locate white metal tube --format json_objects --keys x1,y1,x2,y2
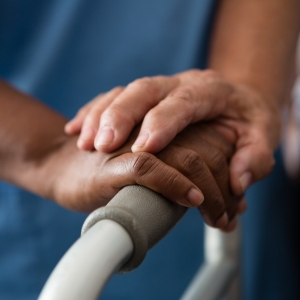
[
  {"x1": 180, "y1": 261, "x2": 235, "y2": 300},
  {"x1": 38, "y1": 219, "x2": 133, "y2": 300},
  {"x1": 205, "y1": 225, "x2": 240, "y2": 264},
  {"x1": 181, "y1": 223, "x2": 240, "y2": 300}
]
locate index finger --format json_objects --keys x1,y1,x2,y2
[
  {"x1": 131, "y1": 75, "x2": 232, "y2": 153},
  {"x1": 94, "y1": 76, "x2": 179, "y2": 152}
]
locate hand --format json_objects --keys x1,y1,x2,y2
[
  {"x1": 0, "y1": 81, "x2": 240, "y2": 231},
  {"x1": 42, "y1": 131, "x2": 204, "y2": 212},
  {"x1": 65, "y1": 69, "x2": 281, "y2": 196},
  {"x1": 47, "y1": 123, "x2": 243, "y2": 231},
  {"x1": 156, "y1": 122, "x2": 245, "y2": 231}
]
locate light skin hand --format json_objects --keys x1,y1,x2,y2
[
  {"x1": 0, "y1": 81, "x2": 242, "y2": 231},
  {"x1": 65, "y1": 70, "x2": 281, "y2": 197},
  {"x1": 66, "y1": 0, "x2": 300, "y2": 198},
  {"x1": 209, "y1": 0, "x2": 299, "y2": 192},
  {"x1": 65, "y1": 70, "x2": 230, "y2": 154}
]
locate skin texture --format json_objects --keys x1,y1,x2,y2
[
  {"x1": 66, "y1": 70, "x2": 279, "y2": 197},
  {"x1": 65, "y1": 0, "x2": 300, "y2": 197},
  {"x1": 209, "y1": 0, "x2": 300, "y2": 193},
  {"x1": 1, "y1": 0, "x2": 298, "y2": 233},
  {"x1": 0, "y1": 80, "x2": 244, "y2": 231}
]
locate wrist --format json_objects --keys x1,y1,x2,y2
[{"x1": 3, "y1": 132, "x2": 71, "y2": 201}]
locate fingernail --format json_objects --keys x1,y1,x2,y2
[
  {"x1": 80, "y1": 127, "x2": 94, "y2": 141},
  {"x1": 95, "y1": 126, "x2": 114, "y2": 147},
  {"x1": 239, "y1": 172, "x2": 252, "y2": 192},
  {"x1": 132, "y1": 131, "x2": 149, "y2": 150},
  {"x1": 187, "y1": 188, "x2": 204, "y2": 206},
  {"x1": 215, "y1": 212, "x2": 229, "y2": 228}
]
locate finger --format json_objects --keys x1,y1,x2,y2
[
  {"x1": 230, "y1": 129, "x2": 275, "y2": 196},
  {"x1": 108, "y1": 152, "x2": 205, "y2": 208},
  {"x1": 173, "y1": 125, "x2": 238, "y2": 220},
  {"x1": 94, "y1": 76, "x2": 179, "y2": 152},
  {"x1": 157, "y1": 145, "x2": 229, "y2": 228},
  {"x1": 132, "y1": 78, "x2": 232, "y2": 153},
  {"x1": 200, "y1": 147, "x2": 238, "y2": 220},
  {"x1": 65, "y1": 89, "x2": 120, "y2": 136},
  {"x1": 65, "y1": 101, "x2": 95, "y2": 135},
  {"x1": 77, "y1": 87, "x2": 124, "y2": 150},
  {"x1": 220, "y1": 217, "x2": 238, "y2": 233},
  {"x1": 188, "y1": 123, "x2": 235, "y2": 160}
]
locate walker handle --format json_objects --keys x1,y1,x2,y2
[{"x1": 81, "y1": 185, "x2": 187, "y2": 273}]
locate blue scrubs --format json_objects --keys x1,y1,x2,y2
[
  {"x1": 243, "y1": 151, "x2": 300, "y2": 300},
  {"x1": 0, "y1": 1, "x2": 299, "y2": 299}
]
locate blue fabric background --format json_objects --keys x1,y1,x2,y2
[{"x1": 0, "y1": 1, "x2": 299, "y2": 299}]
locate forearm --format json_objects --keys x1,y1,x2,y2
[
  {"x1": 209, "y1": 0, "x2": 300, "y2": 106},
  {"x1": 0, "y1": 80, "x2": 68, "y2": 197},
  {"x1": 0, "y1": 81, "x2": 208, "y2": 215}
]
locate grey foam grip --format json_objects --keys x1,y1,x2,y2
[{"x1": 81, "y1": 185, "x2": 187, "y2": 273}]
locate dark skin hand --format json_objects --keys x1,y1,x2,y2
[
  {"x1": 39, "y1": 118, "x2": 245, "y2": 231},
  {"x1": 44, "y1": 123, "x2": 242, "y2": 232},
  {"x1": 155, "y1": 122, "x2": 244, "y2": 231},
  {"x1": 0, "y1": 81, "x2": 242, "y2": 231},
  {"x1": 49, "y1": 123, "x2": 243, "y2": 231}
]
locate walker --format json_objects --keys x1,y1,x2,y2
[{"x1": 38, "y1": 185, "x2": 240, "y2": 300}]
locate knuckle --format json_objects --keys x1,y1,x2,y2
[
  {"x1": 92, "y1": 93, "x2": 104, "y2": 102},
  {"x1": 163, "y1": 171, "x2": 180, "y2": 191},
  {"x1": 184, "y1": 69, "x2": 220, "y2": 81},
  {"x1": 132, "y1": 152, "x2": 182, "y2": 193},
  {"x1": 77, "y1": 105, "x2": 89, "y2": 117},
  {"x1": 82, "y1": 115, "x2": 98, "y2": 128},
  {"x1": 132, "y1": 152, "x2": 158, "y2": 178},
  {"x1": 201, "y1": 69, "x2": 220, "y2": 79},
  {"x1": 111, "y1": 86, "x2": 124, "y2": 94},
  {"x1": 170, "y1": 86, "x2": 195, "y2": 102},
  {"x1": 84, "y1": 107, "x2": 102, "y2": 124},
  {"x1": 183, "y1": 69, "x2": 202, "y2": 79},
  {"x1": 104, "y1": 102, "x2": 135, "y2": 126},
  {"x1": 105, "y1": 102, "x2": 123, "y2": 115},
  {"x1": 129, "y1": 77, "x2": 158, "y2": 94},
  {"x1": 144, "y1": 106, "x2": 169, "y2": 126},
  {"x1": 181, "y1": 150, "x2": 205, "y2": 175}
]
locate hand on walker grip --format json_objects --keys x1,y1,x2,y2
[
  {"x1": 65, "y1": 69, "x2": 281, "y2": 199},
  {"x1": 59, "y1": 123, "x2": 244, "y2": 231}
]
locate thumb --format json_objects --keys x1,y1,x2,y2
[{"x1": 229, "y1": 133, "x2": 275, "y2": 196}]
